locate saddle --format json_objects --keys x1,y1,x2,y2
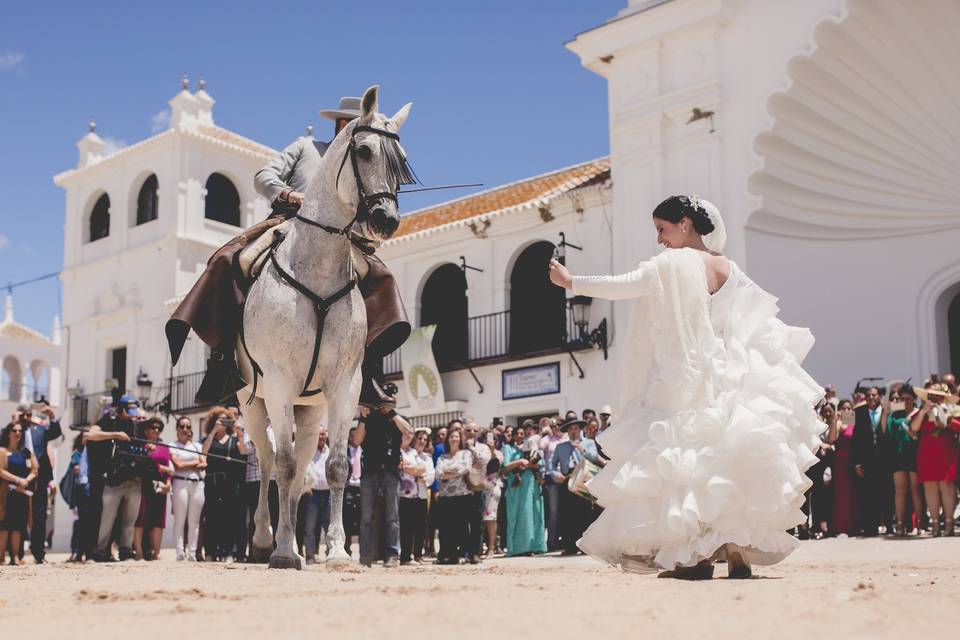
[{"x1": 234, "y1": 218, "x2": 293, "y2": 288}]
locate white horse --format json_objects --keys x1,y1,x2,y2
[{"x1": 238, "y1": 85, "x2": 411, "y2": 569}]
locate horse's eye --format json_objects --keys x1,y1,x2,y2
[{"x1": 357, "y1": 145, "x2": 372, "y2": 161}]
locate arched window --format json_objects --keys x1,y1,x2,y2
[
  {"x1": 136, "y1": 174, "x2": 159, "y2": 225},
  {"x1": 420, "y1": 264, "x2": 469, "y2": 369},
  {"x1": 509, "y1": 241, "x2": 566, "y2": 356},
  {"x1": 28, "y1": 359, "x2": 49, "y2": 402},
  {"x1": 89, "y1": 193, "x2": 110, "y2": 242},
  {"x1": 204, "y1": 173, "x2": 241, "y2": 226},
  {"x1": 1, "y1": 356, "x2": 22, "y2": 401}
]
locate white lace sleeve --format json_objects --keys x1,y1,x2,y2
[{"x1": 572, "y1": 261, "x2": 659, "y2": 300}]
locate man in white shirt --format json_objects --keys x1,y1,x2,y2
[{"x1": 301, "y1": 427, "x2": 330, "y2": 564}]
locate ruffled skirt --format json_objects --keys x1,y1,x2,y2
[{"x1": 579, "y1": 295, "x2": 824, "y2": 572}]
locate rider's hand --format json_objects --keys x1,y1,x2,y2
[
  {"x1": 549, "y1": 259, "x2": 573, "y2": 290},
  {"x1": 287, "y1": 191, "x2": 305, "y2": 206},
  {"x1": 114, "y1": 432, "x2": 131, "y2": 443}
]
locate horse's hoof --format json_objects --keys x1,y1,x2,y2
[
  {"x1": 250, "y1": 546, "x2": 272, "y2": 564},
  {"x1": 326, "y1": 550, "x2": 352, "y2": 570},
  {"x1": 268, "y1": 554, "x2": 303, "y2": 570}
]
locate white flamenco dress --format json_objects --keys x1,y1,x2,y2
[{"x1": 574, "y1": 247, "x2": 824, "y2": 572}]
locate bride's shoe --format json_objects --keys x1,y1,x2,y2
[
  {"x1": 725, "y1": 544, "x2": 752, "y2": 579},
  {"x1": 657, "y1": 560, "x2": 715, "y2": 580}
]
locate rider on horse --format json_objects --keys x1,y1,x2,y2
[{"x1": 165, "y1": 96, "x2": 410, "y2": 410}]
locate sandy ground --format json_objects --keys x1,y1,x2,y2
[{"x1": 1, "y1": 537, "x2": 957, "y2": 639}]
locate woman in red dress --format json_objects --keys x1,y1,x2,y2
[
  {"x1": 911, "y1": 384, "x2": 960, "y2": 537},
  {"x1": 827, "y1": 399, "x2": 857, "y2": 536}
]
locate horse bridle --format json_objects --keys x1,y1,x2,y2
[{"x1": 295, "y1": 124, "x2": 401, "y2": 245}]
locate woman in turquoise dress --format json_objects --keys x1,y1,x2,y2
[{"x1": 501, "y1": 424, "x2": 546, "y2": 556}]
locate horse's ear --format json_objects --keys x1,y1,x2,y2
[
  {"x1": 361, "y1": 85, "x2": 379, "y2": 120},
  {"x1": 391, "y1": 102, "x2": 412, "y2": 131}
]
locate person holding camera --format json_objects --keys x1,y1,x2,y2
[
  {"x1": 911, "y1": 382, "x2": 960, "y2": 537},
  {"x1": 879, "y1": 386, "x2": 922, "y2": 536},
  {"x1": 356, "y1": 387, "x2": 413, "y2": 568},
  {"x1": 201, "y1": 406, "x2": 247, "y2": 562},
  {"x1": 0, "y1": 419, "x2": 37, "y2": 565},
  {"x1": 86, "y1": 394, "x2": 142, "y2": 562}
]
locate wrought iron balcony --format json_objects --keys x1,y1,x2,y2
[
  {"x1": 384, "y1": 306, "x2": 598, "y2": 378},
  {"x1": 70, "y1": 390, "x2": 113, "y2": 429},
  {"x1": 167, "y1": 371, "x2": 208, "y2": 415}
]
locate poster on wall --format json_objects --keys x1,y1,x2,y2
[
  {"x1": 502, "y1": 362, "x2": 561, "y2": 401},
  {"x1": 401, "y1": 325, "x2": 446, "y2": 413}
]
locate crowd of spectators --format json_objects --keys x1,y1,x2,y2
[
  {"x1": 804, "y1": 373, "x2": 960, "y2": 539},
  {"x1": 2, "y1": 370, "x2": 958, "y2": 566}
]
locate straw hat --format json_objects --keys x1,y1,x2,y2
[{"x1": 914, "y1": 382, "x2": 960, "y2": 404}]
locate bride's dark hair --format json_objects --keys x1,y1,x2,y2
[{"x1": 652, "y1": 195, "x2": 715, "y2": 235}]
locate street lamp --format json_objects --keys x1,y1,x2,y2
[
  {"x1": 570, "y1": 295, "x2": 592, "y2": 335},
  {"x1": 136, "y1": 368, "x2": 153, "y2": 406},
  {"x1": 566, "y1": 296, "x2": 609, "y2": 361}
]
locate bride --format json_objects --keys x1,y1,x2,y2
[{"x1": 548, "y1": 195, "x2": 823, "y2": 579}]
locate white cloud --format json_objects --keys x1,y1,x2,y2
[
  {"x1": 150, "y1": 108, "x2": 171, "y2": 133},
  {"x1": 0, "y1": 234, "x2": 8, "y2": 250},
  {"x1": 101, "y1": 136, "x2": 128, "y2": 155},
  {"x1": 0, "y1": 52, "x2": 24, "y2": 71}
]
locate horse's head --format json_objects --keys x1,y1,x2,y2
[{"x1": 335, "y1": 85, "x2": 413, "y2": 243}]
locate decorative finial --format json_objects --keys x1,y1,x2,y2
[
  {"x1": 87, "y1": 118, "x2": 96, "y2": 133},
  {"x1": 305, "y1": 123, "x2": 314, "y2": 137},
  {"x1": 198, "y1": 75, "x2": 206, "y2": 91},
  {"x1": 180, "y1": 72, "x2": 189, "y2": 90}
]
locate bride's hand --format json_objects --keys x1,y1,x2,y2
[{"x1": 548, "y1": 259, "x2": 573, "y2": 290}]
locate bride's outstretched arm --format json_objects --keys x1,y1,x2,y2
[{"x1": 549, "y1": 258, "x2": 658, "y2": 300}]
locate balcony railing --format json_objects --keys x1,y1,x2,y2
[
  {"x1": 168, "y1": 371, "x2": 209, "y2": 415},
  {"x1": 385, "y1": 307, "x2": 586, "y2": 377},
  {"x1": 70, "y1": 390, "x2": 113, "y2": 428}
]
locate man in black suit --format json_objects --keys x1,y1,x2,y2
[
  {"x1": 850, "y1": 387, "x2": 884, "y2": 536},
  {"x1": 22, "y1": 403, "x2": 63, "y2": 563}
]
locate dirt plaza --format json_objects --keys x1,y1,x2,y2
[{"x1": 1, "y1": 537, "x2": 956, "y2": 640}]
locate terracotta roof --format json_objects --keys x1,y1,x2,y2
[{"x1": 390, "y1": 157, "x2": 610, "y2": 243}]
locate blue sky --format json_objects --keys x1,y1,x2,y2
[{"x1": 0, "y1": 1, "x2": 623, "y2": 335}]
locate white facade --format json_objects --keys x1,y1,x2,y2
[
  {"x1": 380, "y1": 163, "x2": 620, "y2": 426},
  {"x1": 0, "y1": 295, "x2": 63, "y2": 417},
  {"x1": 567, "y1": 0, "x2": 960, "y2": 392},
  {"x1": 54, "y1": 82, "x2": 276, "y2": 423}
]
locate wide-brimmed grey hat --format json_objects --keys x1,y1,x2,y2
[
  {"x1": 560, "y1": 418, "x2": 587, "y2": 433},
  {"x1": 319, "y1": 96, "x2": 362, "y2": 122}
]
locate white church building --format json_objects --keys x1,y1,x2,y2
[{"x1": 55, "y1": 0, "x2": 960, "y2": 437}]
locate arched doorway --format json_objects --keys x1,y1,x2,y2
[
  {"x1": 949, "y1": 291, "x2": 960, "y2": 377},
  {"x1": 420, "y1": 263, "x2": 468, "y2": 369},
  {"x1": 509, "y1": 241, "x2": 566, "y2": 355}
]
